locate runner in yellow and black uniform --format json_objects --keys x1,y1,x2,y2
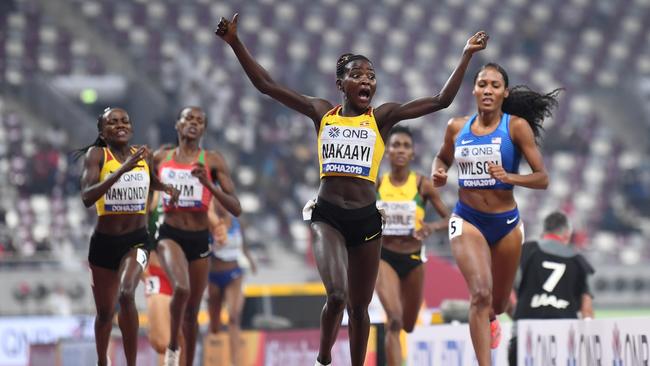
[
  {"x1": 375, "y1": 126, "x2": 449, "y2": 366},
  {"x1": 216, "y1": 14, "x2": 487, "y2": 366},
  {"x1": 77, "y1": 107, "x2": 178, "y2": 366}
]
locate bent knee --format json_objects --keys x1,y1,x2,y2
[
  {"x1": 149, "y1": 336, "x2": 168, "y2": 354},
  {"x1": 118, "y1": 288, "x2": 135, "y2": 304},
  {"x1": 387, "y1": 316, "x2": 403, "y2": 333},
  {"x1": 96, "y1": 309, "x2": 114, "y2": 323},
  {"x1": 173, "y1": 284, "x2": 190, "y2": 300},
  {"x1": 470, "y1": 286, "x2": 492, "y2": 308},
  {"x1": 326, "y1": 291, "x2": 347, "y2": 313}
]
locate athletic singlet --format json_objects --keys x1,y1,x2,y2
[
  {"x1": 318, "y1": 106, "x2": 384, "y2": 183},
  {"x1": 454, "y1": 113, "x2": 521, "y2": 190},
  {"x1": 96, "y1": 147, "x2": 150, "y2": 216},
  {"x1": 212, "y1": 216, "x2": 243, "y2": 262},
  {"x1": 376, "y1": 172, "x2": 425, "y2": 236},
  {"x1": 158, "y1": 148, "x2": 212, "y2": 212}
]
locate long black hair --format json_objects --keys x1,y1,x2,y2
[
  {"x1": 73, "y1": 108, "x2": 112, "y2": 160},
  {"x1": 474, "y1": 63, "x2": 562, "y2": 142}
]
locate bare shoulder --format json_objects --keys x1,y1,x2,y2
[
  {"x1": 206, "y1": 149, "x2": 228, "y2": 168},
  {"x1": 447, "y1": 116, "x2": 470, "y2": 135},
  {"x1": 153, "y1": 145, "x2": 174, "y2": 160},
  {"x1": 85, "y1": 146, "x2": 104, "y2": 163}
]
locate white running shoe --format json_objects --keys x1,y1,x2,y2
[{"x1": 163, "y1": 347, "x2": 181, "y2": 366}]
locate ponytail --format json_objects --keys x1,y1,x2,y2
[{"x1": 503, "y1": 86, "x2": 562, "y2": 142}]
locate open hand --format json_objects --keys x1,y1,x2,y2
[
  {"x1": 215, "y1": 13, "x2": 239, "y2": 44},
  {"x1": 120, "y1": 145, "x2": 148, "y2": 173}
]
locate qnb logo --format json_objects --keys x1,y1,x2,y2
[
  {"x1": 167, "y1": 170, "x2": 195, "y2": 180},
  {"x1": 328, "y1": 127, "x2": 340, "y2": 138},
  {"x1": 461, "y1": 147, "x2": 470, "y2": 157}
]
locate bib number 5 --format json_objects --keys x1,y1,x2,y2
[{"x1": 449, "y1": 216, "x2": 463, "y2": 241}]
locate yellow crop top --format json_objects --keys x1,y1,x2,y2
[
  {"x1": 95, "y1": 147, "x2": 150, "y2": 216},
  {"x1": 318, "y1": 106, "x2": 385, "y2": 183},
  {"x1": 376, "y1": 172, "x2": 425, "y2": 236}
]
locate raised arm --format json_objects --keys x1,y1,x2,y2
[
  {"x1": 488, "y1": 116, "x2": 549, "y2": 189},
  {"x1": 80, "y1": 146, "x2": 147, "y2": 208},
  {"x1": 375, "y1": 32, "x2": 488, "y2": 131},
  {"x1": 215, "y1": 14, "x2": 332, "y2": 126}
]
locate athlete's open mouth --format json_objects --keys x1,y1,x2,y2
[{"x1": 359, "y1": 88, "x2": 370, "y2": 101}]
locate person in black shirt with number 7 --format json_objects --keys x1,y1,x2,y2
[{"x1": 507, "y1": 211, "x2": 594, "y2": 365}]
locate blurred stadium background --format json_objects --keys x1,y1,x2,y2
[{"x1": 1, "y1": 0, "x2": 649, "y2": 364}]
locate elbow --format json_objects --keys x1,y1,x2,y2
[
  {"x1": 81, "y1": 194, "x2": 94, "y2": 208},
  {"x1": 231, "y1": 200, "x2": 243, "y2": 217},
  {"x1": 539, "y1": 174, "x2": 549, "y2": 190},
  {"x1": 253, "y1": 80, "x2": 273, "y2": 95},
  {"x1": 434, "y1": 93, "x2": 453, "y2": 109}
]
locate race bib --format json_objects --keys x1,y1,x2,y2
[
  {"x1": 103, "y1": 170, "x2": 149, "y2": 212},
  {"x1": 376, "y1": 200, "x2": 416, "y2": 236},
  {"x1": 159, "y1": 167, "x2": 204, "y2": 208},
  {"x1": 145, "y1": 276, "x2": 161, "y2": 295},
  {"x1": 320, "y1": 126, "x2": 376, "y2": 177},
  {"x1": 455, "y1": 143, "x2": 502, "y2": 188}
]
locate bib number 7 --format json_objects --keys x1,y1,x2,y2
[{"x1": 541, "y1": 261, "x2": 566, "y2": 292}]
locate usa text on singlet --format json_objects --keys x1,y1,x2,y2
[
  {"x1": 96, "y1": 147, "x2": 150, "y2": 215},
  {"x1": 318, "y1": 106, "x2": 385, "y2": 183},
  {"x1": 454, "y1": 113, "x2": 521, "y2": 190}
]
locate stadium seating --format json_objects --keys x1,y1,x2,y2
[{"x1": 1, "y1": 0, "x2": 649, "y2": 311}]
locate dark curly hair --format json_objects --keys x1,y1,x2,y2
[
  {"x1": 474, "y1": 63, "x2": 562, "y2": 142},
  {"x1": 336, "y1": 53, "x2": 371, "y2": 79}
]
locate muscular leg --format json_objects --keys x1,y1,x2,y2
[
  {"x1": 491, "y1": 224, "x2": 523, "y2": 315},
  {"x1": 146, "y1": 295, "x2": 187, "y2": 366},
  {"x1": 347, "y1": 238, "x2": 381, "y2": 366},
  {"x1": 451, "y1": 221, "x2": 493, "y2": 366},
  {"x1": 116, "y1": 249, "x2": 145, "y2": 366},
  {"x1": 90, "y1": 265, "x2": 119, "y2": 366},
  {"x1": 182, "y1": 257, "x2": 209, "y2": 366},
  {"x1": 224, "y1": 275, "x2": 245, "y2": 366},
  {"x1": 375, "y1": 259, "x2": 403, "y2": 366},
  {"x1": 400, "y1": 264, "x2": 425, "y2": 332},
  {"x1": 207, "y1": 281, "x2": 224, "y2": 334},
  {"x1": 156, "y1": 240, "x2": 190, "y2": 351},
  {"x1": 311, "y1": 222, "x2": 349, "y2": 365}
]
